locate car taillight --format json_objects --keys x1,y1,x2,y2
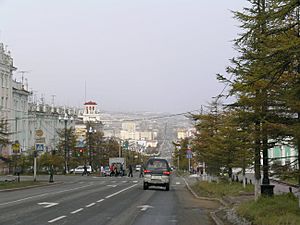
[
  {"x1": 144, "y1": 169, "x2": 151, "y2": 174},
  {"x1": 163, "y1": 171, "x2": 171, "y2": 175}
]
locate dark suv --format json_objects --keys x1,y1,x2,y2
[{"x1": 143, "y1": 158, "x2": 171, "y2": 191}]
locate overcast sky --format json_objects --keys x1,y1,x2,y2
[{"x1": 0, "y1": 0, "x2": 246, "y2": 113}]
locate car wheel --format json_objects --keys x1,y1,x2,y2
[
  {"x1": 166, "y1": 183, "x2": 170, "y2": 191},
  {"x1": 143, "y1": 182, "x2": 148, "y2": 190}
]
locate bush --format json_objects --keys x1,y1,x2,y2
[{"x1": 192, "y1": 180, "x2": 254, "y2": 198}]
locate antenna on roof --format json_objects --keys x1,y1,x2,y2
[
  {"x1": 84, "y1": 80, "x2": 87, "y2": 103},
  {"x1": 17, "y1": 70, "x2": 31, "y2": 87}
]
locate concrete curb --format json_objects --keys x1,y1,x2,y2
[
  {"x1": 0, "y1": 181, "x2": 63, "y2": 192},
  {"x1": 183, "y1": 178, "x2": 227, "y2": 225}
]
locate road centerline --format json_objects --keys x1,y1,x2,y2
[
  {"x1": 105, "y1": 184, "x2": 138, "y2": 199},
  {"x1": 86, "y1": 203, "x2": 96, "y2": 208},
  {"x1": 48, "y1": 215, "x2": 67, "y2": 223},
  {"x1": 71, "y1": 208, "x2": 84, "y2": 214}
]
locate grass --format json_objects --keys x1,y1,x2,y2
[
  {"x1": 237, "y1": 193, "x2": 300, "y2": 225},
  {"x1": 192, "y1": 180, "x2": 254, "y2": 198},
  {"x1": 0, "y1": 181, "x2": 44, "y2": 190}
]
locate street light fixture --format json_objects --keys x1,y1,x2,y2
[
  {"x1": 88, "y1": 126, "x2": 96, "y2": 167},
  {"x1": 59, "y1": 113, "x2": 74, "y2": 174}
]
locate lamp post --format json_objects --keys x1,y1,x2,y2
[
  {"x1": 88, "y1": 126, "x2": 96, "y2": 167},
  {"x1": 59, "y1": 113, "x2": 73, "y2": 174}
]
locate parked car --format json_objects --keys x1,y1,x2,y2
[
  {"x1": 143, "y1": 158, "x2": 171, "y2": 191},
  {"x1": 70, "y1": 165, "x2": 92, "y2": 174},
  {"x1": 135, "y1": 164, "x2": 142, "y2": 172}
]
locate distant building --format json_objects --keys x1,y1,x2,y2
[
  {"x1": 80, "y1": 101, "x2": 101, "y2": 123},
  {"x1": 177, "y1": 128, "x2": 195, "y2": 140}
]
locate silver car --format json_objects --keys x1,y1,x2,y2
[{"x1": 143, "y1": 158, "x2": 171, "y2": 191}]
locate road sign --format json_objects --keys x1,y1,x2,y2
[
  {"x1": 36, "y1": 143, "x2": 44, "y2": 151},
  {"x1": 12, "y1": 143, "x2": 20, "y2": 153},
  {"x1": 186, "y1": 154, "x2": 192, "y2": 159},
  {"x1": 186, "y1": 149, "x2": 192, "y2": 159}
]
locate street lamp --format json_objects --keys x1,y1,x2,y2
[
  {"x1": 88, "y1": 126, "x2": 96, "y2": 167},
  {"x1": 59, "y1": 113, "x2": 74, "y2": 174}
]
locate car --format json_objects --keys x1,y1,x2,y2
[
  {"x1": 135, "y1": 164, "x2": 142, "y2": 172},
  {"x1": 70, "y1": 165, "x2": 92, "y2": 174},
  {"x1": 143, "y1": 158, "x2": 171, "y2": 191}
]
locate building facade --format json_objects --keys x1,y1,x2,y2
[{"x1": 0, "y1": 43, "x2": 16, "y2": 156}]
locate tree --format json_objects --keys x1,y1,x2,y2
[
  {"x1": 172, "y1": 138, "x2": 189, "y2": 171},
  {"x1": 0, "y1": 119, "x2": 9, "y2": 153},
  {"x1": 56, "y1": 127, "x2": 77, "y2": 173},
  {"x1": 191, "y1": 102, "x2": 253, "y2": 182}
]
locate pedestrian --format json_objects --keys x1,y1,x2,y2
[
  {"x1": 49, "y1": 165, "x2": 54, "y2": 183},
  {"x1": 82, "y1": 165, "x2": 88, "y2": 176},
  {"x1": 120, "y1": 163, "x2": 124, "y2": 177},
  {"x1": 128, "y1": 164, "x2": 133, "y2": 177},
  {"x1": 100, "y1": 165, "x2": 104, "y2": 177},
  {"x1": 139, "y1": 164, "x2": 144, "y2": 178}
]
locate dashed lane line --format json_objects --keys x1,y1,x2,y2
[
  {"x1": 105, "y1": 184, "x2": 138, "y2": 199},
  {"x1": 48, "y1": 184, "x2": 138, "y2": 223},
  {"x1": 0, "y1": 184, "x2": 94, "y2": 207},
  {"x1": 48, "y1": 216, "x2": 67, "y2": 223},
  {"x1": 71, "y1": 208, "x2": 84, "y2": 214},
  {"x1": 86, "y1": 203, "x2": 96, "y2": 208}
]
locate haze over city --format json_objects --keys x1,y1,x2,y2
[{"x1": 0, "y1": 0, "x2": 245, "y2": 113}]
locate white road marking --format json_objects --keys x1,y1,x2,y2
[
  {"x1": 176, "y1": 182, "x2": 181, "y2": 185},
  {"x1": 133, "y1": 180, "x2": 138, "y2": 183},
  {"x1": 48, "y1": 216, "x2": 66, "y2": 223},
  {"x1": 137, "y1": 205, "x2": 154, "y2": 211},
  {"x1": 0, "y1": 184, "x2": 93, "y2": 207},
  {"x1": 97, "y1": 199, "x2": 105, "y2": 203},
  {"x1": 86, "y1": 203, "x2": 96, "y2": 208},
  {"x1": 71, "y1": 208, "x2": 83, "y2": 214},
  {"x1": 38, "y1": 202, "x2": 59, "y2": 208},
  {"x1": 106, "y1": 184, "x2": 138, "y2": 199}
]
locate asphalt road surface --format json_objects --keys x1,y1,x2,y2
[{"x1": 0, "y1": 174, "x2": 219, "y2": 225}]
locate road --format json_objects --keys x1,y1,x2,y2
[{"x1": 0, "y1": 174, "x2": 219, "y2": 225}]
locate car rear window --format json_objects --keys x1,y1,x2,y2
[{"x1": 146, "y1": 159, "x2": 169, "y2": 170}]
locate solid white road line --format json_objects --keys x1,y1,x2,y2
[
  {"x1": 86, "y1": 203, "x2": 96, "y2": 208},
  {"x1": 71, "y1": 208, "x2": 84, "y2": 214},
  {"x1": 97, "y1": 199, "x2": 105, "y2": 203},
  {"x1": 105, "y1": 184, "x2": 138, "y2": 199},
  {"x1": 48, "y1": 216, "x2": 67, "y2": 223}
]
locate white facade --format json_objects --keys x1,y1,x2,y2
[
  {"x1": 27, "y1": 104, "x2": 76, "y2": 153},
  {"x1": 11, "y1": 80, "x2": 31, "y2": 154},
  {"x1": 81, "y1": 101, "x2": 101, "y2": 123},
  {"x1": 0, "y1": 43, "x2": 15, "y2": 155}
]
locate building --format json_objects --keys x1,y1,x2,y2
[
  {"x1": 11, "y1": 79, "x2": 31, "y2": 154},
  {"x1": 27, "y1": 104, "x2": 76, "y2": 154},
  {"x1": 80, "y1": 101, "x2": 101, "y2": 123},
  {"x1": 0, "y1": 43, "x2": 16, "y2": 156}
]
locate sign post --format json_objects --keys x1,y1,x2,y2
[{"x1": 186, "y1": 149, "x2": 192, "y2": 173}]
